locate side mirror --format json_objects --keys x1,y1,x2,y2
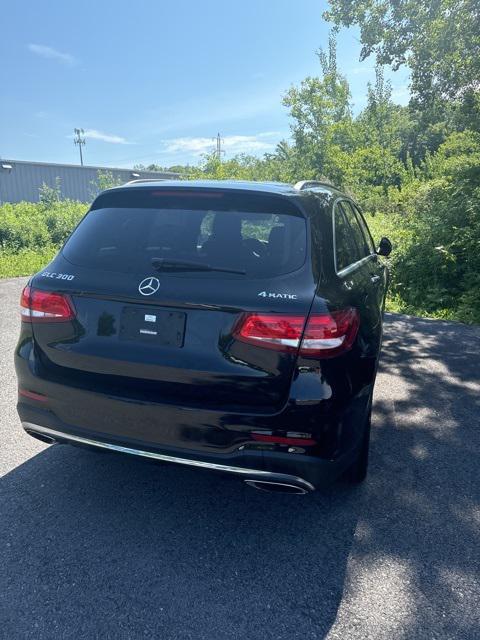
[{"x1": 376, "y1": 236, "x2": 392, "y2": 257}]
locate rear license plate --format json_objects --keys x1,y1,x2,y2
[{"x1": 120, "y1": 306, "x2": 186, "y2": 347}]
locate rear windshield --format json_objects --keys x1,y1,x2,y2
[{"x1": 62, "y1": 189, "x2": 307, "y2": 278}]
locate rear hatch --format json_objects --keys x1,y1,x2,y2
[{"x1": 30, "y1": 186, "x2": 317, "y2": 414}]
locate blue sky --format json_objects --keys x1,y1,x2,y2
[{"x1": 0, "y1": 0, "x2": 410, "y2": 168}]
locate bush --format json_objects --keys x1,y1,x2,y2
[
  {"x1": 0, "y1": 200, "x2": 87, "y2": 277},
  {"x1": 0, "y1": 200, "x2": 87, "y2": 252},
  {"x1": 0, "y1": 203, "x2": 51, "y2": 251},
  {"x1": 0, "y1": 246, "x2": 59, "y2": 278},
  {"x1": 364, "y1": 131, "x2": 480, "y2": 323},
  {"x1": 43, "y1": 201, "x2": 86, "y2": 245}
]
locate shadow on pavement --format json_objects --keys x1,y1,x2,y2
[
  {"x1": 345, "y1": 314, "x2": 480, "y2": 639},
  {"x1": 1, "y1": 314, "x2": 479, "y2": 639},
  {"x1": 1, "y1": 442, "x2": 360, "y2": 639}
]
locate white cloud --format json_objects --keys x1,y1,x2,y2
[
  {"x1": 83, "y1": 129, "x2": 130, "y2": 144},
  {"x1": 28, "y1": 43, "x2": 76, "y2": 65},
  {"x1": 257, "y1": 131, "x2": 282, "y2": 138},
  {"x1": 162, "y1": 133, "x2": 278, "y2": 156}
]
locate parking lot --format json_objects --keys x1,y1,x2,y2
[{"x1": 1, "y1": 276, "x2": 479, "y2": 639}]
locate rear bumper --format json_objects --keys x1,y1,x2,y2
[
  {"x1": 22, "y1": 421, "x2": 316, "y2": 492},
  {"x1": 18, "y1": 402, "x2": 357, "y2": 490},
  {"x1": 15, "y1": 337, "x2": 372, "y2": 491}
]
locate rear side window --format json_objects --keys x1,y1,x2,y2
[
  {"x1": 334, "y1": 205, "x2": 362, "y2": 271},
  {"x1": 334, "y1": 200, "x2": 373, "y2": 272},
  {"x1": 339, "y1": 202, "x2": 371, "y2": 259},
  {"x1": 351, "y1": 203, "x2": 375, "y2": 254},
  {"x1": 62, "y1": 189, "x2": 307, "y2": 278}
]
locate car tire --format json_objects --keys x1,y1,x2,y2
[{"x1": 344, "y1": 402, "x2": 372, "y2": 484}]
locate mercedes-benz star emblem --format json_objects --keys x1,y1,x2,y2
[{"x1": 138, "y1": 276, "x2": 160, "y2": 296}]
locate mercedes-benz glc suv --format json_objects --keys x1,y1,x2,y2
[{"x1": 15, "y1": 180, "x2": 391, "y2": 494}]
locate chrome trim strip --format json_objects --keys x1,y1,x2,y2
[
  {"x1": 22, "y1": 422, "x2": 315, "y2": 492},
  {"x1": 336, "y1": 254, "x2": 374, "y2": 278}
]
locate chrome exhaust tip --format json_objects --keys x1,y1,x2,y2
[
  {"x1": 244, "y1": 479, "x2": 310, "y2": 494},
  {"x1": 25, "y1": 429, "x2": 57, "y2": 445}
]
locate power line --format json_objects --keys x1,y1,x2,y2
[{"x1": 74, "y1": 128, "x2": 86, "y2": 166}]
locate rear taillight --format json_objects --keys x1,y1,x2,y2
[
  {"x1": 20, "y1": 286, "x2": 75, "y2": 322},
  {"x1": 235, "y1": 314, "x2": 304, "y2": 352},
  {"x1": 234, "y1": 308, "x2": 359, "y2": 358},
  {"x1": 300, "y1": 308, "x2": 359, "y2": 357}
]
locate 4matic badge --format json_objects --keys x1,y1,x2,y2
[{"x1": 258, "y1": 291, "x2": 298, "y2": 300}]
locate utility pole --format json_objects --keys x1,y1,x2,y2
[
  {"x1": 213, "y1": 132, "x2": 225, "y2": 161},
  {"x1": 74, "y1": 128, "x2": 86, "y2": 166}
]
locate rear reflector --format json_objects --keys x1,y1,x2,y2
[
  {"x1": 20, "y1": 286, "x2": 75, "y2": 322},
  {"x1": 19, "y1": 388, "x2": 48, "y2": 402},
  {"x1": 235, "y1": 309, "x2": 359, "y2": 358},
  {"x1": 251, "y1": 433, "x2": 316, "y2": 446}
]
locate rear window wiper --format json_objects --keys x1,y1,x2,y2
[{"x1": 151, "y1": 258, "x2": 246, "y2": 275}]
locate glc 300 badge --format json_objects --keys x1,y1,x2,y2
[{"x1": 138, "y1": 276, "x2": 160, "y2": 296}]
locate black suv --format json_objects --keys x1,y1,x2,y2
[{"x1": 15, "y1": 180, "x2": 391, "y2": 494}]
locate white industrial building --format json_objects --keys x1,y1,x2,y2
[{"x1": 0, "y1": 159, "x2": 179, "y2": 203}]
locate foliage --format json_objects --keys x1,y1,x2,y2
[
  {"x1": 366, "y1": 132, "x2": 480, "y2": 323},
  {"x1": 134, "y1": 163, "x2": 193, "y2": 176},
  {"x1": 0, "y1": 246, "x2": 58, "y2": 278},
  {"x1": 324, "y1": 0, "x2": 480, "y2": 105},
  {"x1": 90, "y1": 170, "x2": 124, "y2": 198},
  {"x1": 185, "y1": 28, "x2": 479, "y2": 323},
  {"x1": 0, "y1": 201, "x2": 87, "y2": 252},
  {"x1": 282, "y1": 33, "x2": 354, "y2": 183},
  {"x1": 42, "y1": 200, "x2": 87, "y2": 245},
  {"x1": 39, "y1": 177, "x2": 62, "y2": 208}
]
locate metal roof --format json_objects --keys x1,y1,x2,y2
[
  {"x1": 1, "y1": 158, "x2": 179, "y2": 176},
  {"x1": 0, "y1": 159, "x2": 180, "y2": 203}
]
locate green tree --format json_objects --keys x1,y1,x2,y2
[
  {"x1": 352, "y1": 66, "x2": 411, "y2": 195},
  {"x1": 39, "y1": 177, "x2": 62, "y2": 208},
  {"x1": 89, "y1": 170, "x2": 124, "y2": 199},
  {"x1": 96, "y1": 170, "x2": 124, "y2": 191},
  {"x1": 283, "y1": 31, "x2": 354, "y2": 182},
  {"x1": 324, "y1": 0, "x2": 480, "y2": 107},
  {"x1": 134, "y1": 163, "x2": 193, "y2": 175}
]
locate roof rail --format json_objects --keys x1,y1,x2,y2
[
  {"x1": 125, "y1": 178, "x2": 174, "y2": 184},
  {"x1": 293, "y1": 180, "x2": 333, "y2": 191}
]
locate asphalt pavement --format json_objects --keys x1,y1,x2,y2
[{"x1": 1, "y1": 276, "x2": 479, "y2": 639}]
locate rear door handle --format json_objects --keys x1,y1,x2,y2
[{"x1": 371, "y1": 275, "x2": 381, "y2": 284}]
